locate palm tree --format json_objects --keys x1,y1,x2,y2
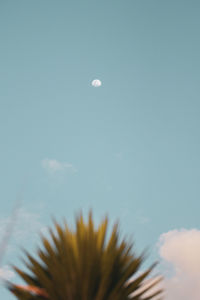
[{"x1": 7, "y1": 212, "x2": 162, "y2": 300}]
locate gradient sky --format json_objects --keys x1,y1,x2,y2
[{"x1": 0, "y1": 1, "x2": 200, "y2": 299}]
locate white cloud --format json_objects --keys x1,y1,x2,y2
[
  {"x1": 42, "y1": 159, "x2": 77, "y2": 174},
  {"x1": 0, "y1": 266, "x2": 15, "y2": 281},
  {"x1": 11, "y1": 207, "x2": 45, "y2": 240},
  {"x1": 114, "y1": 152, "x2": 123, "y2": 159},
  {"x1": 138, "y1": 216, "x2": 150, "y2": 224},
  {"x1": 158, "y1": 229, "x2": 200, "y2": 300},
  {"x1": 0, "y1": 207, "x2": 46, "y2": 258},
  {"x1": 134, "y1": 210, "x2": 150, "y2": 225},
  {"x1": 0, "y1": 208, "x2": 42, "y2": 240}
]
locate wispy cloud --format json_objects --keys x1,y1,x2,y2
[
  {"x1": 113, "y1": 152, "x2": 123, "y2": 159},
  {"x1": 42, "y1": 158, "x2": 77, "y2": 174},
  {"x1": 0, "y1": 207, "x2": 46, "y2": 257},
  {"x1": 158, "y1": 229, "x2": 200, "y2": 300},
  {"x1": 138, "y1": 215, "x2": 150, "y2": 224},
  {"x1": 135, "y1": 210, "x2": 150, "y2": 225},
  {"x1": 0, "y1": 266, "x2": 15, "y2": 281}
]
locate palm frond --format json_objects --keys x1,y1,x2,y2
[{"x1": 8, "y1": 212, "x2": 163, "y2": 300}]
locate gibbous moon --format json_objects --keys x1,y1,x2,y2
[{"x1": 91, "y1": 79, "x2": 102, "y2": 87}]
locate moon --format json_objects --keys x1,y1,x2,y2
[{"x1": 91, "y1": 79, "x2": 102, "y2": 87}]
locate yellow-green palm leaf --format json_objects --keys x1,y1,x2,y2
[{"x1": 8, "y1": 212, "x2": 163, "y2": 300}]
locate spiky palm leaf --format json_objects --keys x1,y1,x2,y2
[{"x1": 8, "y1": 213, "x2": 162, "y2": 300}]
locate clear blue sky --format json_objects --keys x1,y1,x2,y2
[{"x1": 0, "y1": 0, "x2": 200, "y2": 299}]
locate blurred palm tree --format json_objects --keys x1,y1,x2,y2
[{"x1": 7, "y1": 212, "x2": 162, "y2": 300}]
